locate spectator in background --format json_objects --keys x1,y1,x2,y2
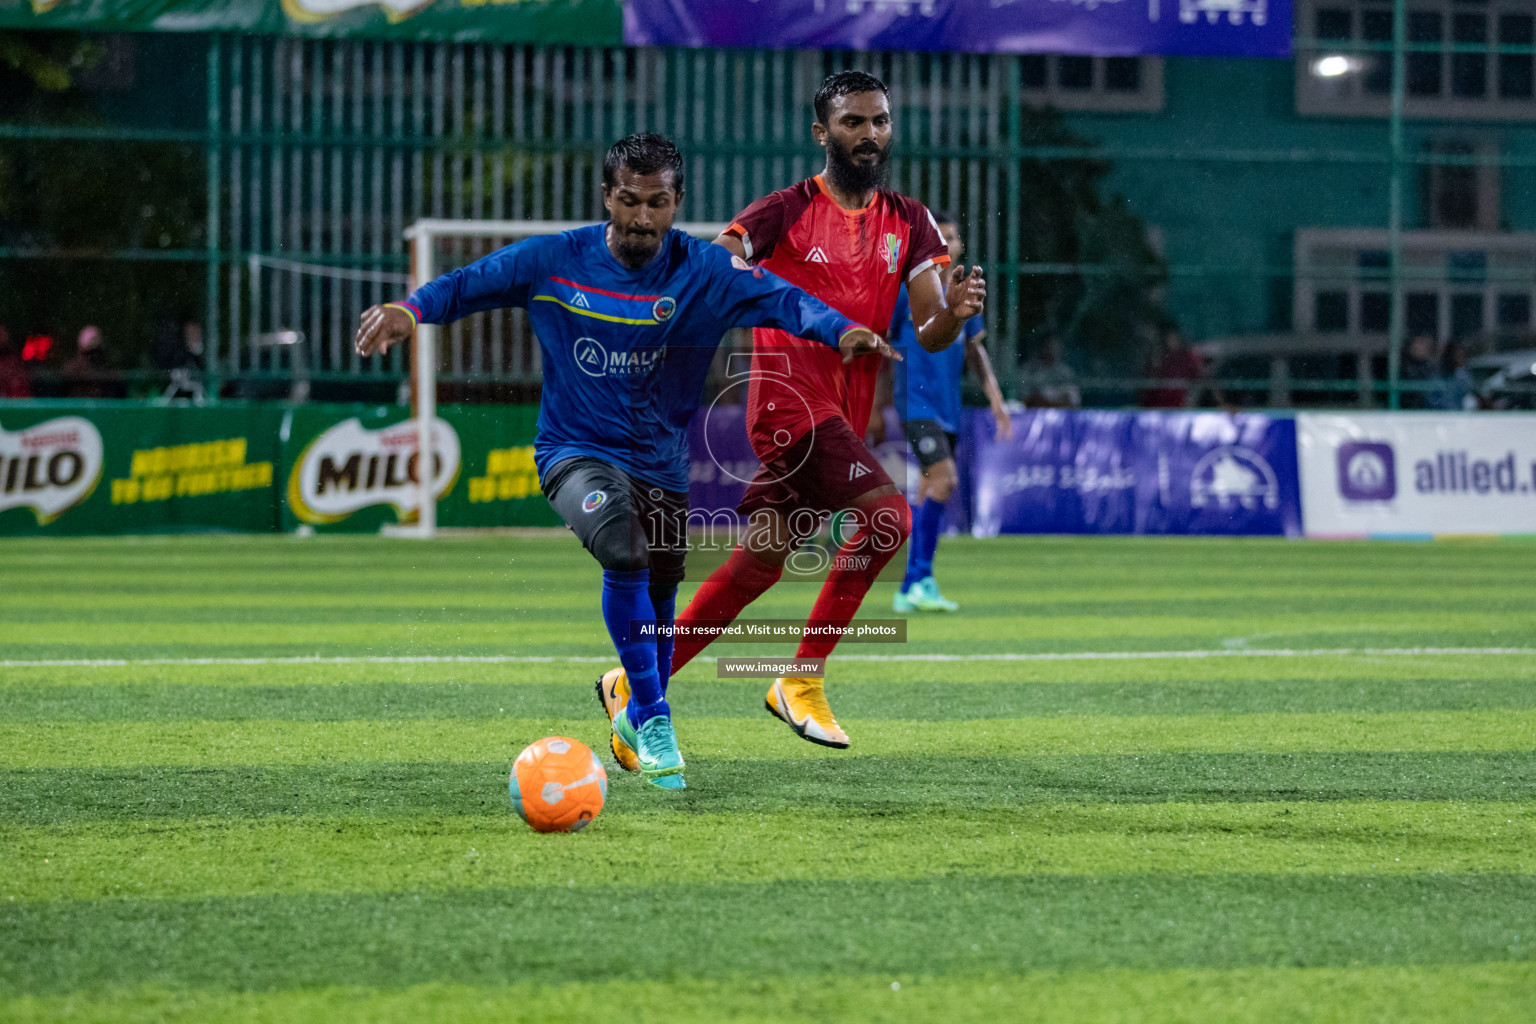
[
  {"x1": 62, "y1": 325, "x2": 113, "y2": 399},
  {"x1": 152, "y1": 317, "x2": 205, "y2": 373},
  {"x1": 1141, "y1": 328, "x2": 1220, "y2": 409},
  {"x1": 1432, "y1": 339, "x2": 1475, "y2": 411},
  {"x1": 1020, "y1": 334, "x2": 1080, "y2": 409},
  {"x1": 0, "y1": 326, "x2": 30, "y2": 399},
  {"x1": 152, "y1": 317, "x2": 206, "y2": 402},
  {"x1": 1398, "y1": 333, "x2": 1439, "y2": 410}
]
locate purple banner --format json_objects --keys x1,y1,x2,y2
[
  {"x1": 687, "y1": 402, "x2": 972, "y2": 530},
  {"x1": 625, "y1": 0, "x2": 1291, "y2": 59},
  {"x1": 687, "y1": 402, "x2": 758, "y2": 522},
  {"x1": 688, "y1": 405, "x2": 1299, "y2": 536},
  {"x1": 970, "y1": 410, "x2": 1301, "y2": 536}
]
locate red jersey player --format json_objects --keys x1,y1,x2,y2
[{"x1": 597, "y1": 71, "x2": 986, "y2": 767}]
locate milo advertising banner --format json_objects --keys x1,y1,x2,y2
[
  {"x1": 280, "y1": 404, "x2": 559, "y2": 532},
  {"x1": 0, "y1": 414, "x2": 102, "y2": 526},
  {"x1": 0, "y1": 401, "x2": 558, "y2": 535},
  {"x1": 0, "y1": 402, "x2": 282, "y2": 535},
  {"x1": 0, "y1": 0, "x2": 620, "y2": 45}
]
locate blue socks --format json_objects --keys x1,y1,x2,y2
[
  {"x1": 902, "y1": 498, "x2": 945, "y2": 589},
  {"x1": 649, "y1": 581, "x2": 678, "y2": 698},
  {"x1": 600, "y1": 569, "x2": 668, "y2": 727}
]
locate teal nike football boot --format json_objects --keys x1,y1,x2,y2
[
  {"x1": 909, "y1": 576, "x2": 959, "y2": 612},
  {"x1": 612, "y1": 709, "x2": 685, "y2": 787}
]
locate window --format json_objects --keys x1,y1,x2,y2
[
  {"x1": 1298, "y1": 0, "x2": 1536, "y2": 119},
  {"x1": 1360, "y1": 291, "x2": 1392, "y2": 331},
  {"x1": 1408, "y1": 11, "x2": 1445, "y2": 96},
  {"x1": 1058, "y1": 56, "x2": 1094, "y2": 91},
  {"x1": 1104, "y1": 58, "x2": 1142, "y2": 92},
  {"x1": 1451, "y1": 292, "x2": 1487, "y2": 338},
  {"x1": 1019, "y1": 56, "x2": 1164, "y2": 113},
  {"x1": 1021, "y1": 55, "x2": 1047, "y2": 89},
  {"x1": 1296, "y1": 228, "x2": 1536, "y2": 351},
  {"x1": 1407, "y1": 292, "x2": 1441, "y2": 336},
  {"x1": 1316, "y1": 291, "x2": 1350, "y2": 331},
  {"x1": 1452, "y1": 11, "x2": 1489, "y2": 98},
  {"x1": 1500, "y1": 14, "x2": 1535, "y2": 98},
  {"x1": 1497, "y1": 292, "x2": 1531, "y2": 326},
  {"x1": 1421, "y1": 140, "x2": 1501, "y2": 231}
]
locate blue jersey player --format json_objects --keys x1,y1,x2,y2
[
  {"x1": 354, "y1": 134, "x2": 893, "y2": 789},
  {"x1": 888, "y1": 212, "x2": 1012, "y2": 613}
]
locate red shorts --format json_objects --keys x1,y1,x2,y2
[{"x1": 737, "y1": 416, "x2": 895, "y2": 537}]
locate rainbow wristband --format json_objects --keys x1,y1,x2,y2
[
  {"x1": 384, "y1": 302, "x2": 420, "y2": 329},
  {"x1": 837, "y1": 325, "x2": 872, "y2": 348}
]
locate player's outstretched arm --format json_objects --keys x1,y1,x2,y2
[
  {"x1": 357, "y1": 238, "x2": 551, "y2": 358},
  {"x1": 965, "y1": 333, "x2": 1014, "y2": 440},
  {"x1": 711, "y1": 232, "x2": 748, "y2": 261},
  {"x1": 355, "y1": 303, "x2": 417, "y2": 358},
  {"x1": 909, "y1": 264, "x2": 987, "y2": 353},
  {"x1": 706, "y1": 245, "x2": 899, "y2": 364},
  {"x1": 838, "y1": 327, "x2": 900, "y2": 366}
]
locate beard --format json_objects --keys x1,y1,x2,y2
[
  {"x1": 824, "y1": 133, "x2": 891, "y2": 194},
  {"x1": 611, "y1": 225, "x2": 663, "y2": 268}
]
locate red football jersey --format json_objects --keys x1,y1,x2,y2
[{"x1": 725, "y1": 174, "x2": 949, "y2": 458}]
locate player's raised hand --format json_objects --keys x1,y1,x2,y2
[
  {"x1": 946, "y1": 265, "x2": 987, "y2": 320},
  {"x1": 839, "y1": 327, "x2": 901, "y2": 365},
  {"x1": 354, "y1": 304, "x2": 415, "y2": 358},
  {"x1": 992, "y1": 403, "x2": 1015, "y2": 441}
]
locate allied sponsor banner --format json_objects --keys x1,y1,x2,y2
[
  {"x1": 625, "y1": 0, "x2": 1292, "y2": 58},
  {"x1": 1298, "y1": 412, "x2": 1536, "y2": 537},
  {"x1": 0, "y1": 0, "x2": 619, "y2": 43},
  {"x1": 0, "y1": 402, "x2": 282, "y2": 535},
  {"x1": 971, "y1": 410, "x2": 1301, "y2": 536},
  {"x1": 278, "y1": 404, "x2": 559, "y2": 532}
]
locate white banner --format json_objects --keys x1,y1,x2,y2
[
  {"x1": 287, "y1": 416, "x2": 460, "y2": 525},
  {"x1": 1298, "y1": 412, "x2": 1536, "y2": 536},
  {"x1": 0, "y1": 416, "x2": 104, "y2": 524}
]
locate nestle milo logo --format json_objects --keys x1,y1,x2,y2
[
  {"x1": 280, "y1": 0, "x2": 436, "y2": 25},
  {"x1": 287, "y1": 417, "x2": 460, "y2": 525},
  {"x1": 0, "y1": 416, "x2": 104, "y2": 524}
]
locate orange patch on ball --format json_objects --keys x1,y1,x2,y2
[{"x1": 510, "y1": 736, "x2": 608, "y2": 833}]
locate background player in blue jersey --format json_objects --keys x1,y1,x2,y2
[
  {"x1": 353, "y1": 134, "x2": 892, "y2": 789},
  {"x1": 888, "y1": 212, "x2": 1012, "y2": 613}
]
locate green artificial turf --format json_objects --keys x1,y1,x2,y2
[{"x1": 2, "y1": 533, "x2": 1533, "y2": 1022}]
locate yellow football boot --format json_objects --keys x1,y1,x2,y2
[
  {"x1": 764, "y1": 676, "x2": 850, "y2": 749},
  {"x1": 594, "y1": 667, "x2": 640, "y2": 772}
]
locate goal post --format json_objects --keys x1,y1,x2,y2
[{"x1": 398, "y1": 219, "x2": 730, "y2": 538}]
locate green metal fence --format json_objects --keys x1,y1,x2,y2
[{"x1": 4, "y1": 18, "x2": 1536, "y2": 409}]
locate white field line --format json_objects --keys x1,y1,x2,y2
[{"x1": 0, "y1": 647, "x2": 1531, "y2": 669}]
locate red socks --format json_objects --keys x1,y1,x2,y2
[
  {"x1": 670, "y1": 545, "x2": 783, "y2": 674},
  {"x1": 670, "y1": 494, "x2": 912, "y2": 674},
  {"x1": 797, "y1": 493, "x2": 911, "y2": 661}
]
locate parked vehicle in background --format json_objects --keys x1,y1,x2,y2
[{"x1": 1469, "y1": 349, "x2": 1536, "y2": 410}]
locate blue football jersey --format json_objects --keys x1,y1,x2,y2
[
  {"x1": 889, "y1": 283, "x2": 983, "y2": 433},
  {"x1": 402, "y1": 224, "x2": 858, "y2": 491}
]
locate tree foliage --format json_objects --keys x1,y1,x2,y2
[
  {"x1": 0, "y1": 32, "x2": 204, "y2": 378},
  {"x1": 1014, "y1": 105, "x2": 1167, "y2": 374}
]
